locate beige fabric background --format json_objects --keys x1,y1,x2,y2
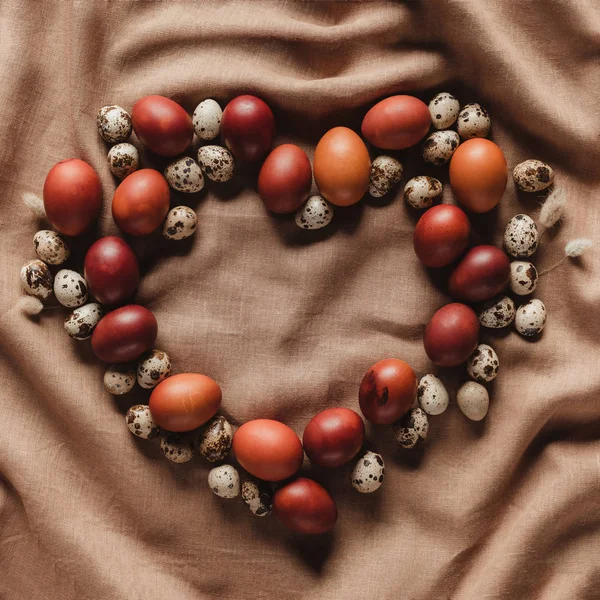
[{"x1": 1, "y1": 1, "x2": 599, "y2": 599}]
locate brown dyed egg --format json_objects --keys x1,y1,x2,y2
[
  {"x1": 361, "y1": 95, "x2": 431, "y2": 150},
  {"x1": 359, "y1": 359, "x2": 417, "y2": 425},
  {"x1": 413, "y1": 204, "x2": 471, "y2": 268},
  {"x1": 149, "y1": 373, "x2": 222, "y2": 432},
  {"x1": 303, "y1": 408, "x2": 365, "y2": 468},
  {"x1": 449, "y1": 245, "x2": 510, "y2": 302},
  {"x1": 424, "y1": 303, "x2": 480, "y2": 367},
  {"x1": 449, "y1": 139, "x2": 507, "y2": 213},
  {"x1": 232, "y1": 419, "x2": 303, "y2": 482},
  {"x1": 258, "y1": 144, "x2": 312, "y2": 214},
  {"x1": 91, "y1": 304, "x2": 157, "y2": 363},
  {"x1": 274, "y1": 478, "x2": 338, "y2": 535},
  {"x1": 313, "y1": 127, "x2": 370, "y2": 206}
]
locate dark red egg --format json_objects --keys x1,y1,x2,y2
[
  {"x1": 423, "y1": 303, "x2": 480, "y2": 367},
  {"x1": 303, "y1": 408, "x2": 365, "y2": 468},
  {"x1": 449, "y1": 245, "x2": 511, "y2": 302},
  {"x1": 221, "y1": 95, "x2": 275, "y2": 164},
  {"x1": 413, "y1": 204, "x2": 471, "y2": 268},
  {"x1": 131, "y1": 95, "x2": 193, "y2": 157},
  {"x1": 258, "y1": 144, "x2": 312, "y2": 214},
  {"x1": 359, "y1": 359, "x2": 417, "y2": 425},
  {"x1": 43, "y1": 159, "x2": 102, "y2": 236},
  {"x1": 274, "y1": 478, "x2": 338, "y2": 535},
  {"x1": 91, "y1": 305, "x2": 157, "y2": 363},
  {"x1": 84, "y1": 236, "x2": 139, "y2": 305}
]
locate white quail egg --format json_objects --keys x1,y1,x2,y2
[
  {"x1": 513, "y1": 159, "x2": 554, "y2": 192},
  {"x1": 457, "y1": 103, "x2": 490, "y2": 139},
  {"x1": 104, "y1": 364, "x2": 136, "y2": 395},
  {"x1": 162, "y1": 206, "x2": 198, "y2": 240},
  {"x1": 137, "y1": 349, "x2": 171, "y2": 390},
  {"x1": 368, "y1": 155, "x2": 403, "y2": 197},
  {"x1": 423, "y1": 130, "x2": 460, "y2": 165},
  {"x1": 197, "y1": 145, "x2": 235, "y2": 182},
  {"x1": 241, "y1": 480, "x2": 273, "y2": 516},
  {"x1": 509, "y1": 261, "x2": 538, "y2": 295},
  {"x1": 515, "y1": 299, "x2": 546, "y2": 337},
  {"x1": 417, "y1": 374, "x2": 449, "y2": 415},
  {"x1": 96, "y1": 105, "x2": 132, "y2": 143},
  {"x1": 428, "y1": 92, "x2": 460, "y2": 130},
  {"x1": 295, "y1": 195, "x2": 334, "y2": 230},
  {"x1": 160, "y1": 433, "x2": 194, "y2": 464},
  {"x1": 393, "y1": 408, "x2": 429, "y2": 449},
  {"x1": 503, "y1": 214, "x2": 539, "y2": 258},
  {"x1": 64, "y1": 303, "x2": 103, "y2": 340},
  {"x1": 351, "y1": 451, "x2": 385, "y2": 494},
  {"x1": 125, "y1": 405, "x2": 160, "y2": 440},
  {"x1": 208, "y1": 464, "x2": 240, "y2": 498},
  {"x1": 198, "y1": 416, "x2": 233, "y2": 462},
  {"x1": 107, "y1": 143, "x2": 139, "y2": 180},
  {"x1": 404, "y1": 176, "x2": 443, "y2": 209},
  {"x1": 20, "y1": 259, "x2": 53, "y2": 299},
  {"x1": 33, "y1": 230, "x2": 70, "y2": 265},
  {"x1": 164, "y1": 157, "x2": 204, "y2": 193},
  {"x1": 457, "y1": 381, "x2": 489, "y2": 421},
  {"x1": 478, "y1": 295, "x2": 516, "y2": 328},
  {"x1": 466, "y1": 344, "x2": 499, "y2": 383},
  {"x1": 193, "y1": 99, "x2": 222, "y2": 141},
  {"x1": 53, "y1": 269, "x2": 88, "y2": 307}
]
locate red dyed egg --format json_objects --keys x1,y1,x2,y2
[
  {"x1": 423, "y1": 303, "x2": 480, "y2": 367},
  {"x1": 43, "y1": 159, "x2": 102, "y2": 236},
  {"x1": 413, "y1": 205, "x2": 471, "y2": 268},
  {"x1": 232, "y1": 419, "x2": 303, "y2": 482},
  {"x1": 91, "y1": 305, "x2": 157, "y2": 363},
  {"x1": 221, "y1": 95, "x2": 275, "y2": 164},
  {"x1": 303, "y1": 408, "x2": 365, "y2": 468},
  {"x1": 258, "y1": 144, "x2": 312, "y2": 214},
  {"x1": 274, "y1": 478, "x2": 338, "y2": 535},
  {"x1": 131, "y1": 95, "x2": 193, "y2": 157},
  {"x1": 84, "y1": 236, "x2": 139, "y2": 305},
  {"x1": 359, "y1": 359, "x2": 417, "y2": 425}
]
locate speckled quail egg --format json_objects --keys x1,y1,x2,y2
[
  {"x1": 510, "y1": 261, "x2": 538, "y2": 296},
  {"x1": 393, "y1": 408, "x2": 429, "y2": 449},
  {"x1": 20, "y1": 259, "x2": 53, "y2": 299},
  {"x1": 513, "y1": 159, "x2": 554, "y2": 192},
  {"x1": 368, "y1": 155, "x2": 403, "y2": 197},
  {"x1": 417, "y1": 374, "x2": 449, "y2": 415},
  {"x1": 160, "y1": 433, "x2": 195, "y2": 464},
  {"x1": 404, "y1": 176, "x2": 443, "y2": 209},
  {"x1": 457, "y1": 103, "x2": 490, "y2": 139},
  {"x1": 96, "y1": 105, "x2": 132, "y2": 143},
  {"x1": 64, "y1": 303, "x2": 103, "y2": 340},
  {"x1": 208, "y1": 464, "x2": 240, "y2": 498},
  {"x1": 198, "y1": 415, "x2": 233, "y2": 462},
  {"x1": 466, "y1": 344, "x2": 499, "y2": 383},
  {"x1": 33, "y1": 230, "x2": 70, "y2": 265},
  {"x1": 197, "y1": 145, "x2": 235, "y2": 182},
  {"x1": 428, "y1": 92, "x2": 460, "y2": 130},
  {"x1": 423, "y1": 130, "x2": 460, "y2": 165},
  {"x1": 164, "y1": 157, "x2": 204, "y2": 193},
  {"x1": 295, "y1": 195, "x2": 334, "y2": 230},
  {"x1": 137, "y1": 349, "x2": 171, "y2": 390},
  {"x1": 503, "y1": 214, "x2": 539, "y2": 258},
  {"x1": 515, "y1": 299, "x2": 546, "y2": 337},
  {"x1": 125, "y1": 404, "x2": 160, "y2": 440},
  {"x1": 351, "y1": 451, "x2": 385, "y2": 494},
  {"x1": 478, "y1": 295, "x2": 516, "y2": 329},
  {"x1": 104, "y1": 364, "x2": 136, "y2": 395},
  {"x1": 162, "y1": 206, "x2": 198, "y2": 241},
  {"x1": 193, "y1": 99, "x2": 222, "y2": 141},
  {"x1": 53, "y1": 269, "x2": 88, "y2": 307},
  {"x1": 457, "y1": 382, "x2": 489, "y2": 421},
  {"x1": 241, "y1": 480, "x2": 273, "y2": 516},
  {"x1": 107, "y1": 143, "x2": 139, "y2": 180}
]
